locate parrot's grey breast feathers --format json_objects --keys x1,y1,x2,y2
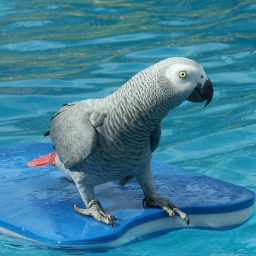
[{"x1": 150, "y1": 123, "x2": 161, "y2": 152}]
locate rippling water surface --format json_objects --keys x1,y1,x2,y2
[{"x1": 1, "y1": 0, "x2": 256, "y2": 255}]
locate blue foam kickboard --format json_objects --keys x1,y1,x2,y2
[{"x1": 0, "y1": 143, "x2": 255, "y2": 248}]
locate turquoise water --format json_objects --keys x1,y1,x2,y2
[{"x1": 1, "y1": 0, "x2": 256, "y2": 255}]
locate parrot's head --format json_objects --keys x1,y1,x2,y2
[{"x1": 164, "y1": 57, "x2": 213, "y2": 107}]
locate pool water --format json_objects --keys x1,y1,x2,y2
[{"x1": 1, "y1": 0, "x2": 256, "y2": 255}]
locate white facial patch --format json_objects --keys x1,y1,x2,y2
[{"x1": 165, "y1": 63, "x2": 207, "y2": 86}]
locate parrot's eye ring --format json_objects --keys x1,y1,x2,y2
[{"x1": 179, "y1": 71, "x2": 186, "y2": 78}]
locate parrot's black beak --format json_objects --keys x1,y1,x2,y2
[{"x1": 187, "y1": 77, "x2": 213, "y2": 107}]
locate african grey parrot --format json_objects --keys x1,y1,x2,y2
[{"x1": 28, "y1": 57, "x2": 213, "y2": 226}]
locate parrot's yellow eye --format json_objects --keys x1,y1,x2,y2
[{"x1": 179, "y1": 71, "x2": 186, "y2": 78}]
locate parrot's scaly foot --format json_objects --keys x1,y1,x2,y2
[
  {"x1": 143, "y1": 196, "x2": 190, "y2": 225},
  {"x1": 73, "y1": 200, "x2": 116, "y2": 226}
]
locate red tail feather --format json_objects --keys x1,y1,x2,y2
[{"x1": 27, "y1": 152, "x2": 57, "y2": 167}]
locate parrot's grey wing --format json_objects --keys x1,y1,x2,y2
[
  {"x1": 51, "y1": 102, "x2": 77, "y2": 121},
  {"x1": 44, "y1": 103, "x2": 78, "y2": 137},
  {"x1": 50, "y1": 104, "x2": 106, "y2": 169},
  {"x1": 150, "y1": 123, "x2": 161, "y2": 152}
]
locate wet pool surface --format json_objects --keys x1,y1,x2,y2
[{"x1": 1, "y1": 0, "x2": 256, "y2": 255}]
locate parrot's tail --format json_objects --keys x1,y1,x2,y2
[{"x1": 27, "y1": 151, "x2": 57, "y2": 167}]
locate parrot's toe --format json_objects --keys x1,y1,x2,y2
[
  {"x1": 143, "y1": 196, "x2": 190, "y2": 225},
  {"x1": 73, "y1": 200, "x2": 116, "y2": 226}
]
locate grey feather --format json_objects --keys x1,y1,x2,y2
[
  {"x1": 51, "y1": 102, "x2": 77, "y2": 122},
  {"x1": 118, "y1": 122, "x2": 161, "y2": 187},
  {"x1": 50, "y1": 57, "x2": 212, "y2": 177},
  {"x1": 150, "y1": 123, "x2": 161, "y2": 152},
  {"x1": 48, "y1": 57, "x2": 213, "y2": 225},
  {"x1": 50, "y1": 101, "x2": 98, "y2": 169}
]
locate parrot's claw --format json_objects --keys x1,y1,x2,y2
[
  {"x1": 73, "y1": 200, "x2": 116, "y2": 226},
  {"x1": 143, "y1": 196, "x2": 190, "y2": 225}
]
